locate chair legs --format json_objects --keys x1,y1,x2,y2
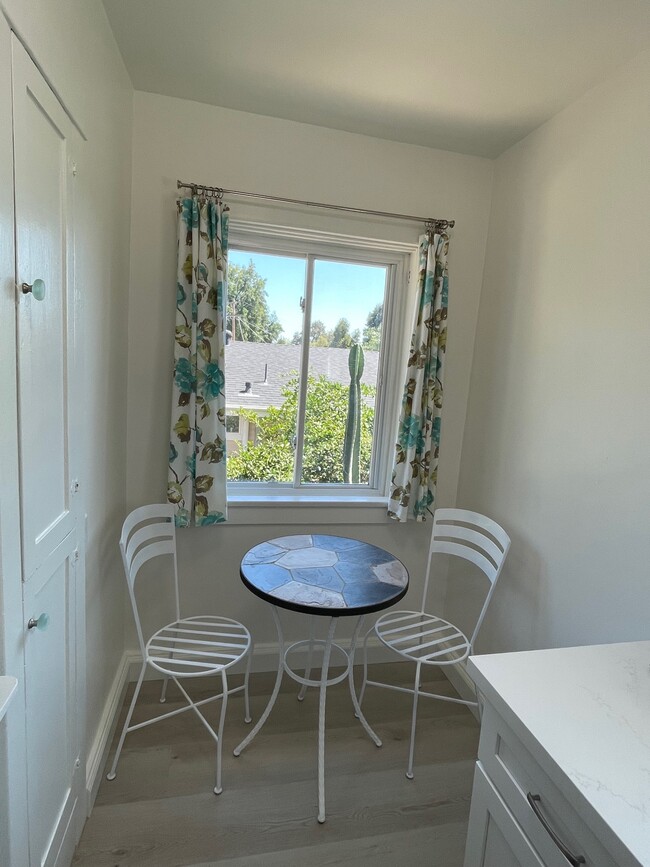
[
  {"x1": 356, "y1": 627, "x2": 481, "y2": 779},
  {"x1": 243, "y1": 644, "x2": 253, "y2": 724},
  {"x1": 107, "y1": 661, "x2": 146, "y2": 781},
  {"x1": 107, "y1": 646, "x2": 253, "y2": 788},
  {"x1": 213, "y1": 669, "x2": 229, "y2": 795},
  {"x1": 406, "y1": 661, "x2": 422, "y2": 780}
]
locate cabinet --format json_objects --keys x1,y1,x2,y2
[
  {"x1": 465, "y1": 763, "x2": 544, "y2": 867},
  {"x1": 0, "y1": 20, "x2": 86, "y2": 867},
  {"x1": 465, "y1": 705, "x2": 613, "y2": 866},
  {"x1": 464, "y1": 642, "x2": 650, "y2": 867}
]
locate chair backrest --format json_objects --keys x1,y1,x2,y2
[
  {"x1": 422, "y1": 508, "x2": 511, "y2": 650},
  {"x1": 119, "y1": 504, "x2": 180, "y2": 656}
]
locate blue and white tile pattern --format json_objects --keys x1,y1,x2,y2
[{"x1": 241, "y1": 534, "x2": 408, "y2": 612}]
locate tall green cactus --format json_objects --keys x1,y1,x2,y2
[{"x1": 343, "y1": 343, "x2": 364, "y2": 484}]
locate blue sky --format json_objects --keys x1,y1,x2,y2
[{"x1": 230, "y1": 249, "x2": 386, "y2": 341}]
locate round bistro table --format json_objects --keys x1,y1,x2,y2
[{"x1": 233, "y1": 533, "x2": 409, "y2": 823}]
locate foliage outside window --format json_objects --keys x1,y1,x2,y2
[
  {"x1": 224, "y1": 228, "x2": 410, "y2": 500},
  {"x1": 228, "y1": 375, "x2": 376, "y2": 483}
]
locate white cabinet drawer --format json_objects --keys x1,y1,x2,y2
[
  {"x1": 478, "y1": 704, "x2": 616, "y2": 867},
  {"x1": 465, "y1": 762, "x2": 545, "y2": 867}
]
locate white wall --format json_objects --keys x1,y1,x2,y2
[
  {"x1": 450, "y1": 48, "x2": 650, "y2": 653},
  {"x1": 126, "y1": 91, "x2": 494, "y2": 653},
  {"x1": 0, "y1": 1, "x2": 133, "y2": 847}
]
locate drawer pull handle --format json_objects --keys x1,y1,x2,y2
[{"x1": 527, "y1": 792, "x2": 586, "y2": 865}]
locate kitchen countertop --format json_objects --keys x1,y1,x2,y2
[
  {"x1": 0, "y1": 675, "x2": 17, "y2": 722},
  {"x1": 468, "y1": 640, "x2": 650, "y2": 867}
]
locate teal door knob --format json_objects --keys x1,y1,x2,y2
[
  {"x1": 21, "y1": 279, "x2": 46, "y2": 301},
  {"x1": 27, "y1": 613, "x2": 49, "y2": 631}
]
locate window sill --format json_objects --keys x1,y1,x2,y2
[{"x1": 226, "y1": 493, "x2": 392, "y2": 525}]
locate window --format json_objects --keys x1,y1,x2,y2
[{"x1": 226, "y1": 223, "x2": 414, "y2": 503}]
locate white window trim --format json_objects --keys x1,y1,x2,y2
[{"x1": 226, "y1": 220, "x2": 419, "y2": 523}]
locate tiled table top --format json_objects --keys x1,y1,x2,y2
[{"x1": 240, "y1": 534, "x2": 409, "y2": 616}]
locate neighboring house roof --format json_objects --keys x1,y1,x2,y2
[{"x1": 225, "y1": 341, "x2": 379, "y2": 412}]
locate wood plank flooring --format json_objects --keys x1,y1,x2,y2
[{"x1": 73, "y1": 662, "x2": 478, "y2": 866}]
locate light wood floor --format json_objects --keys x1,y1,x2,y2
[{"x1": 73, "y1": 662, "x2": 479, "y2": 866}]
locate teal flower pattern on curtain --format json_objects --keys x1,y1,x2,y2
[
  {"x1": 388, "y1": 232, "x2": 449, "y2": 522},
  {"x1": 168, "y1": 196, "x2": 229, "y2": 526}
]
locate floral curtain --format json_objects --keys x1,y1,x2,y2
[
  {"x1": 168, "y1": 196, "x2": 229, "y2": 526},
  {"x1": 388, "y1": 231, "x2": 449, "y2": 522}
]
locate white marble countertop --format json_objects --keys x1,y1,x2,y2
[
  {"x1": 0, "y1": 675, "x2": 18, "y2": 722},
  {"x1": 468, "y1": 640, "x2": 650, "y2": 867}
]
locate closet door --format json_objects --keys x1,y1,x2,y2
[{"x1": 12, "y1": 35, "x2": 85, "y2": 867}]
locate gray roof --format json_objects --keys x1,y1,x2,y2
[{"x1": 225, "y1": 341, "x2": 379, "y2": 411}]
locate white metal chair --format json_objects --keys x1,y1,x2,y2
[
  {"x1": 358, "y1": 508, "x2": 510, "y2": 779},
  {"x1": 106, "y1": 504, "x2": 253, "y2": 795}
]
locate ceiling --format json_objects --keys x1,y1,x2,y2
[{"x1": 102, "y1": 0, "x2": 650, "y2": 158}]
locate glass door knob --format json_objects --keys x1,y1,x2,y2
[
  {"x1": 21, "y1": 279, "x2": 46, "y2": 301},
  {"x1": 27, "y1": 613, "x2": 49, "y2": 631}
]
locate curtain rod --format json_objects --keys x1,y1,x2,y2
[{"x1": 176, "y1": 180, "x2": 454, "y2": 232}]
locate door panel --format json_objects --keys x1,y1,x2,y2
[
  {"x1": 23, "y1": 533, "x2": 78, "y2": 867},
  {"x1": 12, "y1": 35, "x2": 84, "y2": 867},
  {"x1": 13, "y1": 38, "x2": 76, "y2": 584}
]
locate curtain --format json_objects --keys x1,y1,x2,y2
[
  {"x1": 388, "y1": 231, "x2": 449, "y2": 522},
  {"x1": 168, "y1": 196, "x2": 229, "y2": 526}
]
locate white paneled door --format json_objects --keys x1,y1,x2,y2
[{"x1": 12, "y1": 35, "x2": 85, "y2": 867}]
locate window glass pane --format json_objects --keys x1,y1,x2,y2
[
  {"x1": 225, "y1": 250, "x2": 306, "y2": 482},
  {"x1": 301, "y1": 259, "x2": 387, "y2": 485}
]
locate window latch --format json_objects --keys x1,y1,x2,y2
[{"x1": 299, "y1": 296, "x2": 305, "y2": 312}]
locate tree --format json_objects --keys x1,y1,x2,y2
[
  {"x1": 292, "y1": 319, "x2": 330, "y2": 346},
  {"x1": 366, "y1": 303, "x2": 383, "y2": 329},
  {"x1": 227, "y1": 375, "x2": 375, "y2": 484},
  {"x1": 228, "y1": 260, "x2": 283, "y2": 342},
  {"x1": 362, "y1": 303, "x2": 383, "y2": 350},
  {"x1": 331, "y1": 317, "x2": 352, "y2": 348}
]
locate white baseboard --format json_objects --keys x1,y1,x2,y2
[
  {"x1": 443, "y1": 658, "x2": 480, "y2": 720},
  {"x1": 85, "y1": 652, "x2": 131, "y2": 814},
  {"x1": 85, "y1": 637, "x2": 476, "y2": 809}
]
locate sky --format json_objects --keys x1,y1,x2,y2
[{"x1": 229, "y1": 249, "x2": 386, "y2": 341}]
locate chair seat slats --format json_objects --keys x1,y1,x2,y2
[
  {"x1": 148, "y1": 656, "x2": 226, "y2": 670},
  {"x1": 152, "y1": 634, "x2": 249, "y2": 650},
  {"x1": 420, "y1": 640, "x2": 470, "y2": 662},
  {"x1": 375, "y1": 610, "x2": 470, "y2": 665},
  {"x1": 160, "y1": 626, "x2": 248, "y2": 639},
  {"x1": 380, "y1": 622, "x2": 456, "y2": 644},
  {"x1": 400, "y1": 630, "x2": 465, "y2": 656},
  {"x1": 378, "y1": 614, "x2": 430, "y2": 635},
  {"x1": 179, "y1": 618, "x2": 247, "y2": 628},
  {"x1": 148, "y1": 645, "x2": 240, "y2": 661},
  {"x1": 145, "y1": 616, "x2": 252, "y2": 676}
]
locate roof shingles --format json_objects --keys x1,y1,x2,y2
[{"x1": 224, "y1": 342, "x2": 379, "y2": 411}]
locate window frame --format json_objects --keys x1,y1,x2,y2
[{"x1": 226, "y1": 220, "x2": 417, "y2": 513}]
